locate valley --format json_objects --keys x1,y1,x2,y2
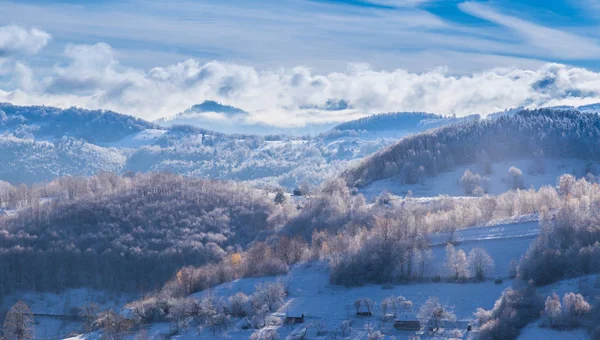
[{"x1": 1, "y1": 104, "x2": 600, "y2": 340}]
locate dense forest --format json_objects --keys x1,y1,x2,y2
[
  {"x1": 344, "y1": 109, "x2": 600, "y2": 187},
  {"x1": 0, "y1": 173, "x2": 286, "y2": 295},
  {"x1": 0, "y1": 103, "x2": 154, "y2": 143}
]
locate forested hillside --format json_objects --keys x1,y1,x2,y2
[
  {"x1": 0, "y1": 173, "x2": 286, "y2": 296},
  {"x1": 344, "y1": 109, "x2": 600, "y2": 188},
  {"x1": 0, "y1": 103, "x2": 154, "y2": 143}
]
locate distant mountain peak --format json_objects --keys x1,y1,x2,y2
[{"x1": 186, "y1": 100, "x2": 248, "y2": 116}]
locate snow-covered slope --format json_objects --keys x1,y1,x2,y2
[
  {"x1": 103, "y1": 129, "x2": 167, "y2": 148},
  {"x1": 131, "y1": 218, "x2": 539, "y2": 339},
  {"x1": 429, "y1": 219, "x2": 540, "y2": 277},
  {"x1": 360, "y1": 158, "x2": 588, "y2": 199},
  {"x1": 0, "y1": 135, "x2": 126, "y2": 183},
  {"x1": 136, "y1": 263, "x2": 510, "y2": 339}
]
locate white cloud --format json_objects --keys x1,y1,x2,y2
[
  {"x1": 0, "y1": 0, "x2": 546, "y2": 73},
  {"x1": 4, "y1": 42, "x2": 600, "y2": 128},
  {"x1": 0, "y1": 25, "x2": 51, "y2": 56},
  {"x1": 459, "y1": 2, "x2": 600, "y2": 60}
]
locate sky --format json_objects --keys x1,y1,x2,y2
[{"x1": 2, "y1": 0, "x2": 600, "y2": 127}]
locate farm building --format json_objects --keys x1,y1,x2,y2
[
  {"x1": 394, "y1": 313, "x2": 420, "y2": 330},
  {"x1": 285, "y1": 311, "x2": 305, "y2": 324}
]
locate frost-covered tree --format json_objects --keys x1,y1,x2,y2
[
  {"x1": 381, "y1": 297, "x2": 394, "y2": 317},
  {"x1": 274, "y1": 191, "x2": 286, "y2": 205},
  {"x1": 460, "y1": 170, "x2": 489, "y2": 195},
  {"x1": 445, "y1": 244, "x2": 468, "y2": 280},
  {"x1": 558, "y1": 174, "x2": 576, "y2": 196},
  {"x1": 478, "y1": 287, "x2": 542, "y2": 339},
  {"x1": 562, "y1": 292, "x2": 590, "y2": 318},
  {"x1": 340, "y1": 320, "x2": 352, "y2": 337},
  {"x1": 3, "y1": 301, "x2": 34, "y2": 340},
  {"x1": 541, "y1": 292, "x2": 590, "y2": 329},
  {"x1": 79, "y1": 303, "x2": 99, "y2": 332},
  {"x1": 368, "y1": 330, "x2": 385, "y2": 340},
  {"x1": 95, "y1": 309, "x2": 132, "y2": 340},
  {"x1": 468, "y1": 248, "x2": 495, "y2": 280},
  {"x1": 228, "y1": 292, "x2": 250, "y2": 317},
  {"x1": 541, "y1": 293, "x2": 563, "y2": 328},
  {"x1": 250, "y1": 328, "x2": 279, "y2": 340},
  {"x1": 418, "y1": 297, "x2": 455, "y2": 331},
  {"x1": 253, "y1": 282, "x2": 286, "y2": 312},
  {"x1": 507, "y1": 166, "x2": 525, "y2": 190}
]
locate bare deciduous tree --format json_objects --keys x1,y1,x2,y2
[
  {"x1": 418, "y1": 297, "x2": 455, "y2": 332},
  {"x1": 3, "y1": 301, "x2": 34, "y2": 340},
  {"x1": 468, "y1": 248, "x2": 495, "y2": 280}
]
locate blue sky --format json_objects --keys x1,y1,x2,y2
[
  {"x1": 2, "y1": 0, "x2": 600, "y2": 73},
  {"x1": 2, "y1": 0, "x2": 600, "y2": 125}
]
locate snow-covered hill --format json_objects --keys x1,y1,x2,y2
[
  {"x1": 360, "y1": 158, "x2": 589, "y2": 199},
  {"x1": 0, "y1": 103, "x2": 465, "y2": 188}
]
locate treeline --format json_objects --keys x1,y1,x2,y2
[
  {"x1": 0, "y1": 173, "x2": 286, "y2": 296},
  {"x1": 344, "y1": 109, "x2": 600, "y2": 187}
]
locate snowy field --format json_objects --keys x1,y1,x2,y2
[
  {"x1": 428, "y1": 220, "x2": 540, "y2": 278},
  {"x1": 360, "y1": 158, "x2": 589, "y2": 200}
]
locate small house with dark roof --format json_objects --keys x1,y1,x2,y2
[
  {"x1": 394, "y1": 313, "x2": 420, "y2": 330},
  {"x1": 356, "y1": 305, "x2": 372, "y2": 316},
  {"x1": 285, "y1": 311, "x2": 305, "y2": 324}
]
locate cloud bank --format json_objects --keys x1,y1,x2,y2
[
  {"x1": 0, "y1": 26, "x2": 51, "y2": 56},
  {"x1": 3, "y1": 37, "x2": 600, "y2": 127}
]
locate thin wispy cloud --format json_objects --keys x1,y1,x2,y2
[
  {"x1": 459, "y1": 2, "x2": 600, "y2": 60},
  {"x1": 0, "y1": 0, "x2": 589, "y2": 73}
]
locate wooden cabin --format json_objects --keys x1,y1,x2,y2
[
  {"x1": 285, "y1": 312, "x2": 305, "y2": 324},
  {"x1": 236, "y1": 317, "x2": 252, "y2": 330},
  {"x1": 394, "y1": 313, "x2": 420, "y2": 330}
]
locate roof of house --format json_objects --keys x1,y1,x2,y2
[
  {"x1": 286, "y1": 311, "x2": 304, "y2": 318},
  {"x1": 236, "y1": 317, "x2": 252, "y2": 327},
  {"x1": 395, "y1": 313, "x2": 419, "y2": 322},
  {"x1": 358, "y1": 305, "x2": 370, "y2": 312}
]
